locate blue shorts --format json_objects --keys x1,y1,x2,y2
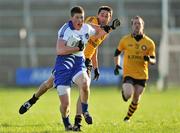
[{"x1": 53, "y1": 55, "x2": 86, "y2": 87}]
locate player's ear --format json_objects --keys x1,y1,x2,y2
[
  {"x1": 109, "y1": 16, "x2": 112, "y2": 23},
  {"x1": 109, "y1": 14, "x2": 112, "y2": 21}
]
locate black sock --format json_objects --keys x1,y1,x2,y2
[
  {"x1": 62, "y1": 116, "x2": 71, "y2": 127},
  {"x1": 81, "y1": 102, "x2": 88, "y2": 113},
  {"x1": 74, "y1": 115, "x2": 82, "y2": 125},
  {"x1": 29, "y1": 94, "x2": 38, "y2": 104}
]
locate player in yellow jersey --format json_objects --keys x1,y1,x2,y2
[
  {"x1": 19, "y1": 6, "x2": 120, "y2": 131},
  {"x1": 114, "y1": 16, "x2": 156, "y2": 122},
  {"x1": 84, "y1": 8, "x2": 120, "y2": 80}
]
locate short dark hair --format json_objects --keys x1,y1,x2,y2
[
  {"x1": 70, "y1": 6, "x2": 84, "y2": 17},
  {"x1": 98, "y1": 6, "x2": 113, "y2": 16}
]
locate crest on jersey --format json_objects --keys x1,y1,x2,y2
[
  {"x1": 141, "y1": 45, "x2": 147, "y2": 51},
  {"x1": 85, "y1": 33, "x2": 89, "y2": 39}
]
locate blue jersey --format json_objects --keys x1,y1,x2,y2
[{"x1": 54, "y1": 21, "x2": 95, "y2": 87}]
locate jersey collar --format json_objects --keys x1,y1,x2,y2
[{"x1": 68, "y1": 21, "x2": 75, "y2": 30}]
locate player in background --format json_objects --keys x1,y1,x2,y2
[
  {"x1": 114, "y1": 16, "x2": 156, "y2": 122},
  {"x1": 19, "y1": 6, "x2": 120, "y2": 131},
  {"x1": 84, "y1": 6, "x2": 120, "y2": 80}
]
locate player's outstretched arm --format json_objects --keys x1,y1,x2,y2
[
  {"x1": 91, "y1": 49, "x2": 100, "y2": 80},
  {"x1": 90, "y1": 24, "x2": 107, "y2": 39},
  {"x1": 101, "y1": 18, "x2": 121, "y2": 33}
]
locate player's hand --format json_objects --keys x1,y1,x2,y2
[
  {"x1": 85, "y1": 58, "x2": 92, "y2": 77},
  {"x1": 77, "y1": 40, "x2": 84, "y2": 51},
  {"x1": 144, "y1": 55, "x2": 150, "y2": 61},
  {"x1": 101, "y1": 25, "x2": 111, "y2": 33},
  {"x1": 93, "y1": 68, "x2": 100, "y2": 81},
  {"x1": 114, "y1": 65, "x2": 122, "y2": 75},
  {"x1": 111, "y1": 18, "x2": 121, "y2": 30}
]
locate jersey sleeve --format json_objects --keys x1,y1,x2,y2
[
  {"x1": 86, "y1": 24, "x2": 96, "y2": 36},
  {"x1": 57, "y1": 24, "x2": 70, "y2": 41},
  {"x1": 85, "y1": 16, "x2": 98, "y2": 36},
  {"x1": 149, "y1": 40, "x2": 156, "y2": 57},
  {"x1": 85, "y1": 16, "x2": 97, "y2": 24},
  {"x1": 117, "y1": 37, "x2": 126, "y2": 51}
]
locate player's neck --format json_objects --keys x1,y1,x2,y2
[{"x1": 132, "y1": 33, "x2": 144, "y2": 41}]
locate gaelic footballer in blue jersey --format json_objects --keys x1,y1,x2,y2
[{"x1": 53, "y1": 6, "x2": 107, "y2": 131}]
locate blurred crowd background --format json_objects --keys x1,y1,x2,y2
[{"x1": 0, "y1": 0, "x2": 179, "y2": 89}]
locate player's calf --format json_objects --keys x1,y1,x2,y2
[
  {"x1": 123, "y1": 101, "x2": 138, "y2": 122},
  {"x1": 19, "y1": 94, "x2": 38, "y2": 114}
]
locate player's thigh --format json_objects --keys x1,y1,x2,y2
[
  {"x1": 73, "y1": 70, "x2": 90, "y2": 88},
  {"x1": 134, "y1": 84, "x2": 145, "y2": 97},
  {"x1": 122, "y1": 83, "x2": 134, "y2": 96},
  {"x1": 122, "y1": 76, "x2": 135, "y2": 95}
]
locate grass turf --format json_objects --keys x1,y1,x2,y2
[{"x1": 0, "y1": 86, "x2": 180, "y2": 133}]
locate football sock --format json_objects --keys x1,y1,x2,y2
[
  {"x1": 29, "y1": 94, "x2": 39, "y2": 104},
  {"x1": 74, "y1": 115, "x2": 82, "y2": 125},
  {"x1": 126, "y1": 101, "x2": 138, "y2": 119},
  {"x1": 81, "y1": 102, "x2": 88, "y2": 113},
  {"x1": 62, "y1": 116, "x2": 71, "y2": 127}
]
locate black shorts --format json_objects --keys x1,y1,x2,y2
[{"x1": 123, "y1": 76, "x2": 147, "y2": 87}]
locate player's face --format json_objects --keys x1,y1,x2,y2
[
  {"x1": 71, "y1": 13, "x2": 84, "y2": 30},
  {"x1": 97, "y1": 10, "x2": 112, "y2": 26},
  {"x1": 132, "y1": 18, "x2": 144, "y2": 35}
]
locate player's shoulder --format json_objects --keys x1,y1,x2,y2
[
  {"x1": 85, "y1": 16, "x2": 98, "y2": 24},
  {"x1": 58, "y1": 22, "x2": 72, "y2": 35},
  {"x1": 120, "y1": 34, "x2": 132, "y2": 41},
  {"x1": 86, "y1": 16, "x2": 97, "y2": 20},
  {"x1": 81, "y1": 23, "x2": 94, "y2": 30},
  {"x1": 143, "y1": 34, "x2": 155, "y2": 45}
]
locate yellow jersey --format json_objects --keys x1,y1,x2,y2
[
  {"x1": 84, "y1": 16, "x2": 108, "y2": 59},
  {"x1": 117, "y1": 34, "x2": 156, "y2": 79}
]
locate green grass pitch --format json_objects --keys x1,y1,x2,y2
[{"x1": 0, "y1": 86, "x2": 180, "y2": 133}]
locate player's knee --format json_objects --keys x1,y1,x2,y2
[
  {"x1": 122, "y1": 83, "x2": 134, "y2": 99},
  {"x1": 44, "y1": 80, "x2": 53, "y2": 89},
  {"x1": 81, "y1": 81, "x2": 89, "y2": 92}
]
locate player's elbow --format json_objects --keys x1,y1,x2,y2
[{"x1": 56, "y1": 49, "x2": 66, "y2": 55}]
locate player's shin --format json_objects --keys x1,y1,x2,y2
[
  {"x1": 35, "y1": 80, "x2": 53, "y2": 98},
  {"x1": 124, "y1": 101, "x2": 138, "y2": 122},
  {"x1": 60, "y1": 105, "x2": 72, "y2": 130},
  {"x1": 80, "y1": 84, "x2": 93, "y2": 124}
]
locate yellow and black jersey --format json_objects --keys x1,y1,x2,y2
[
  {"x1": 117, "y1": 34, "x2": 156, "y2": 79},
  {"x1": 84, "y1": 16, "x2": 108, "y2": 59}
]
